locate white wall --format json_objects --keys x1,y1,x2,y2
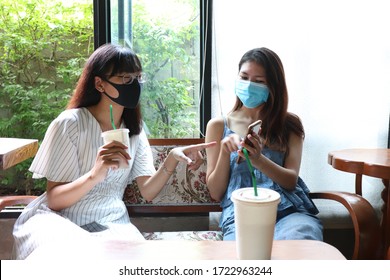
[{"x1": 211, "y1": 0, "x2": 390, "y2": 210}]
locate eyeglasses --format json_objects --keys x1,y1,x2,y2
[{"x1": 106, "y1": 73, "x2": 147, "y2": 85}]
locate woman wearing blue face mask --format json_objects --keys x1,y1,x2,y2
[
  {"x1": 12, "y1": 43, "x2": 215, "y2": 259},
  {"x1": 205, "y1": 47, "x2": 323, "y2": 241}
]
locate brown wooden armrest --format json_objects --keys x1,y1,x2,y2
[
  {"x1": 310, "y1": 191, "x2": 381, "y2": 259},
  {"x1": 0, "y1": 195, "x2": 37, "y2": 211},
  {"x1": 126, "y1": 203, "x2": 222, "y2": 216}
]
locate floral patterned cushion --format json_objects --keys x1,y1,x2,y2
[
  {"x1": 123, "y1": 146, "x2": 216, "y2": 205},
  {"x1": 123, "y1": 144, "x2": 222, "y2": 241},
  {"x1": 142, "y1": 231, "x2": 223, "y2": 241}
]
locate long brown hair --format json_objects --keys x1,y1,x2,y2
[
  {"x1": 67, "y1": 43, "x2": 143, "y2": 136},
  {"x1": 232, "y1": 47, "x2": 304, "y2": 153}
]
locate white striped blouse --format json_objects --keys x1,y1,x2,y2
[{"x1": 12, "y1": 108, "x2": 155, "y2": 259}]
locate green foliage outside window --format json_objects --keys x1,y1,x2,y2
[
  {"x1": 131, "y1": 0, "x2": 200, "y2": 138},
  {"x1": 0, "y1": 0, "x2": 94, "y2": 194}
]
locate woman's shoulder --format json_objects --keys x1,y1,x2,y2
[
  {"x1": 207, "y1": 116, "x2": 225, "y2": 128},
  {"x1": 205, "y1": 117, "x2": 225, "y2": 139},
  {"x1": 57, "y1": 107, "x2": 87, "y2": 119},
  {"x1": 53, "y1": 108, "x2": 89, "y2": 123},
  {"x1": 285, "y1": 112, "x2": 304, "y2": 137},
  {"x1": 47, "y1": 108, "x2": 90, "y2": 133}
]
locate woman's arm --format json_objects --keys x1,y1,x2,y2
[
  {"x1": 47, "y1": 173, "x2": 99, "y2": 211},
  {"x1": 46, "y1": 141, "x2": 131, "y2": 211},
  {"x1": 205, "y1": 118, "x2": 240, "y2": 201},
  {"x1": 241, "y1": 132, "x2": 303, "y2": 190},
  {"x1": 135, "y1": 151, "x2": 179, "y2": 202},
  {"x1": 136, "y1": 141, "x2": 216, "y2": 202}
]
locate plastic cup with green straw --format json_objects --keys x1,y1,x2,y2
[
  {"x1": 110, "y1": 104, "x2": 116, "y2": 130},
  {"x1": 242, "y1": 148, "x2": 258, "y2": 196}
]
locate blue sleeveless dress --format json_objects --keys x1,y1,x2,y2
[{"x1": 219, "y1": 119, "x2": 323, "y2": 241}]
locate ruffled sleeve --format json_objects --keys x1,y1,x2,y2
[
  {"x1": 127, "y1": 128, "x2": 156, "y2": 183},
  {"x1": 29, "y1": 111, "x2": 80, "y2": 182}
]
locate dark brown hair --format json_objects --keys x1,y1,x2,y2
[
  {"x1": 232, "y1": 47, "x2": 304, "y2": 153},
  {"x1": 67, "y1": 43, "x2": 143, "y2": 136}
]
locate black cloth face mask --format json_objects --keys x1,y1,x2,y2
[{"x1": 102, "y1": 79, "x2": 141, "y2": 109}]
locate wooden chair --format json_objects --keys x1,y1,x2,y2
[
  {"x1": 310, "y1": 191, "x2": 382, "y2": 260},
  {"x1": 0, "y1": 195, "x2": 37, "y2": 259},
  {"x1": 0, "y1": 195, "x2": 37, "y2": 213}
]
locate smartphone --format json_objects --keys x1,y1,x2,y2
[
  {"x1": 243, "y1": 120, "x2": 262, "y2": 147},
  {"x1": 237, "y1": 120, "x2": 262, "y2": 163}
]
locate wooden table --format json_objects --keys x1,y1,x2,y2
[
  {"x1": 328, "y1": 148, "x2": 390, "y2": 257},
  {"x1": 26, "y1": 239, "x2": 346, "y2": 260},
  {"x1": 0, "y1": 138, "x2": 38, "y2": 170}
]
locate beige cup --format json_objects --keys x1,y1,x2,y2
[
  {"x1": 231, "y1": 187, "x2": 280, "y2": 260},
  {"x1": 101, "y1": 128, "x2": 131, "y2": 168}
]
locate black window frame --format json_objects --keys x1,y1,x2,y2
[{"x1": 93, "y1": 0, "x2": 213, "y2": 137}]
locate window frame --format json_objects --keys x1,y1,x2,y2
[{"x1": 93, "y1": 0, "x2": 213, "y2": 137}]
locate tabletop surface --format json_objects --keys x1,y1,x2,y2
[
  {"x1": 328, "y1": 148, "x2": 390, "y2": 179},
  {"x1": 0, "y1": 138, "x2": 38, "y2": 170},
  {"x1": 27, "y1": 239, "x2": 346, "y2": 260}
]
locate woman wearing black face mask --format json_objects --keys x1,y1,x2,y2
[{"x1": 12, "y1": 43, "x2": 216, "y2": 260}]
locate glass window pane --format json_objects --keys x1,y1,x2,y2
[{"x1": 110, "y1": 0, "x2": 201, "y2": 138}]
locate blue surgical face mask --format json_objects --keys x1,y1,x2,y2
[{"x1": 235, "y1": 80, "x2": 269, "y2": 108}]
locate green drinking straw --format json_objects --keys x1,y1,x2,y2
[
  {"x1": 242, "y1": 148, "x2": 258, "y2": 196},
  {"x1": 110, "y1": 104, "x2": 116, "y2": 130}
]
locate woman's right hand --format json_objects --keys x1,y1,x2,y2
[
  {"x1": 91, "y1": 140, "x2": 131, "y2": 182},
  {"x1": 220, "y1": 133, "x2": 241, "y2": 154}
]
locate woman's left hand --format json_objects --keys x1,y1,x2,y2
[{"x1": 171, "y1": 141, "x2": 217, "y2": 171}]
